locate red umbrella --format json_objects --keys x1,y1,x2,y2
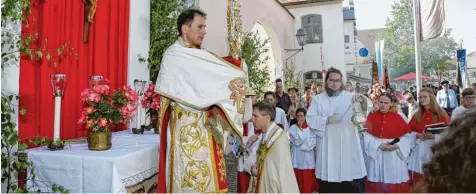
[{"x1": 394, "y1": 72, "x2": 430, "y2": 81}]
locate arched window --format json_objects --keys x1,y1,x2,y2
[
  {"x1": 303, "y1": 71, "x2": 323, "y2": 87},
  {"x1": 301, "y1": 14, "x2": 323, "y2": 43}
]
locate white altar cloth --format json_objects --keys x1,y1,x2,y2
[{"x1": 26, "y1": 130, "x2": 159, "y2": 193}]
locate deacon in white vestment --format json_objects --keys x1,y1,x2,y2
[
  {"x1": 240, "y1": 99, "x2": 288, "y2": 191},
  {"x1": 306, "y1": 67, "x2": 367, "y2": 193},
  {"x1": 154, "y1": 9, "x2": 253, "y2": 193},
  {"x1": 246, "y1": 101, "x2": 299, "y2": 193},
  {"x1": 363, "y1": 93, "x2": 413, "y2": 193}
]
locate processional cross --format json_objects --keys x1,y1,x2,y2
[
  {"x1": 83, "y1": 0, "x2": 97, "y2": 43},
  {"x1": 227, "y1": 0, "x2": 243, "y2": 60}
]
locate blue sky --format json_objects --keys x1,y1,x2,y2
[{"x1": 347, "y1": 0, "x2": 476, "y2": 53}]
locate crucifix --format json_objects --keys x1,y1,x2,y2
[{"x1": 83, "y1": 0, "x2": 97, "y2": 43}]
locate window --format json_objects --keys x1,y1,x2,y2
[
  {"x1": 345, "y1": 35, "x2": 350, "y2": 43},
  {"x1": 301, "y1": 14, "x2": 323, "y2": 43},
  {"x1": 471, "y1": 71, "x2": 476, "y2": 78},
  {"x1": 184, "y1": 0, "x2": 198, "y2": 8}
]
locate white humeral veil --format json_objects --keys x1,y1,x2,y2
[{"x1": 155, "y1": 40, "x2": 250, "y2": 137}]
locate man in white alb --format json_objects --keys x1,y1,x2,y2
[{"x1": 306, "y1": 67, "x2": 368, "y2": 193}]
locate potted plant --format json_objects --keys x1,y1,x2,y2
[
  {"x1": 141, "y1": 84, "x2": 160, "y2": 133},
  {"x1": 78, "y1": 80, "x2": 138, "y2": 150}
]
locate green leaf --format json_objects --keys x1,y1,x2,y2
[
  {"x1": 46, "y1": 53, "x2": 52, "y2": 60},
  {"x1": 52, "y1": 184, "x2": 58, "y2": 192},
  {"x1": 35, "y1": 51, "x2": 43, "y2": 58},
  {"x1": 19, "y1": 108, "x2": 26, "y2": 115},
  {"x1": 8, "y1": 134, "x2": 19, "y2": 145},
  {"x1": 33, "y1": 137, "x2": 41, "y2": 145},
  {"x1": 18, "y1": 143, "x2": 28, "y2": 151}
]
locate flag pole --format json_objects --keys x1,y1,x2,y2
[{"x1": 412, "y1": 0, "x2": 423, "y2": 97}]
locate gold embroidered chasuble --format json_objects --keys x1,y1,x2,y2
[
  {"x1": 155, "y1": 39, "x2": 252, "y2": 193},
  {"x1": 248, "y1": 124, "x2": 299, "y2": 193}
]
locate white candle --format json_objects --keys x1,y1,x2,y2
[
  {"x1": 136, "y1": 98, "x2": 141, "y2": 129},
  {"x1": 53, "y1": 96, "x2": 61, "y2": 140}
]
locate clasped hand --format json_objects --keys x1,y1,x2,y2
[
  {"x1": 327, "y1": 113, "x2": 342, "y2": 124},
  {"x1": 416, "y1": 132, "x2": 435, "y2": 141},
  {"x1": 246, "y1": 134, "x2": 260, "y2": 151},
  {"x1": 251, "y1": 164, "x2": 258, "y2": 176},
  {"x1": 379, "y1": 143, "x2": 398, "y2": 151}
]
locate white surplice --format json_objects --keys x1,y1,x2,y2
[
  {"x1": 289, "y1": 124, "x2": 317, "y2": 170},
  {"x1": 275, "y1": 107, "x2": 289, "y2": 131},
  {"x1": 363, "y1": 132, "x2": 414, "y2": 183},
  {"x1": 408, "y1": 133, "x2": 444, "y2": 174},
  {"x1": 306, "y1": 91, "x2": 367, "y2": 182}
]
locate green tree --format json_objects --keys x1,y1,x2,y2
[
  {"x1": 382, "y1": 0, "x2": 458, "y2": 79},
  {"x1": 284, "y1": 61, "x2": 302, "y2": 96},
  {"x1": 145, "y1": 0, "x2": 187, "y2": 82},
  {"x1": 241, "y1": 32, "x2": 271, "y2": 99}
]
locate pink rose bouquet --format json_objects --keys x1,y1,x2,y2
[
  {"x1": 78, "y1": 80, "x2": 139, "y2": 132},
  {"x1": 141, "y1": 84, "x2": 160, "y2": 122}
]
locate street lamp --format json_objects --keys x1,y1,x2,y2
[
  {"x1": 50, "y1": 74, "x2": 66, "y2": 140},
  {"x1": 285, "y1": 28, "x2": 307, "y2": 62}
]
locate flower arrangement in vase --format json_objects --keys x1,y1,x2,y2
[
  {"x1": 78, "y1": 79, "x2": 138, "y2": 150},
  {"x1": 141, "y1": 83, "x2": 160, "y2": 133}
]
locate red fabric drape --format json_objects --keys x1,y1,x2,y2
[
  {"x1": 294, "y1": 169, "x2": 319, "y2": 193},
  {"x1": 365, "y1": 180, "x2": 411, "y2": 193},
  {"x1": 19, "y1": 0, "x2": 130, "y2": 140}
]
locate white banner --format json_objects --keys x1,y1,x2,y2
[{"x1": 419, "y1": 0, "x2": 446, "y2": 40}]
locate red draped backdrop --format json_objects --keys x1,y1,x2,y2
[{"x1": 19, "y1": 0, "x2": 130, "y2": 140}]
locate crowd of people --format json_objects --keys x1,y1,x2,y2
[{"x1": 234, "y1": 67, "x2": 476, "y2": 193}]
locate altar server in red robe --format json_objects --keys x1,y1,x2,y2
[
  {"x1": 407, "y1": 88, "x2": 450, "y2": 186},
  {"x1": 289, "y1": 108, "x2": 318, "y2": 193},
  {"x1": 363, "y1": 92, "x2": 413, "y2": 193}
]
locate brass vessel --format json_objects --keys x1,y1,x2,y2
[{"x1": 87, "y1": 131, "x2": 112, "y2": 151}]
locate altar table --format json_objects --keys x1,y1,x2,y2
[{"x1": 26, "y1": 130, "x2": 159, "y2": 193}]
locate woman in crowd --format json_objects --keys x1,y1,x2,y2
[
  {"x1": 407, "y1": 88, "x2": 450, "y2": 185},
  {"x1": 288, "y1": 87, "x2": 300, "y2": 126},
  {"x1": 406, "y1": 93, "x2": 418, "y2": 119},
  {"x1": 289, "y1": 108, "x2": 318, "y2": 193},
  {"x1": 412, "y1": 108, "x2": 476, "y2": 192},
  {"x1": 363, "y1": 92, "x2": 413, "y2": 192},
  {"x1": 345, "y1": 82, "x2": 355, "y2": 93},
  {"x1": 369, "y1": 84, "x2": 383, "y2": 113},
  {"x1": 390, "y1": 95, "x2": 407, "y2": 120}
]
